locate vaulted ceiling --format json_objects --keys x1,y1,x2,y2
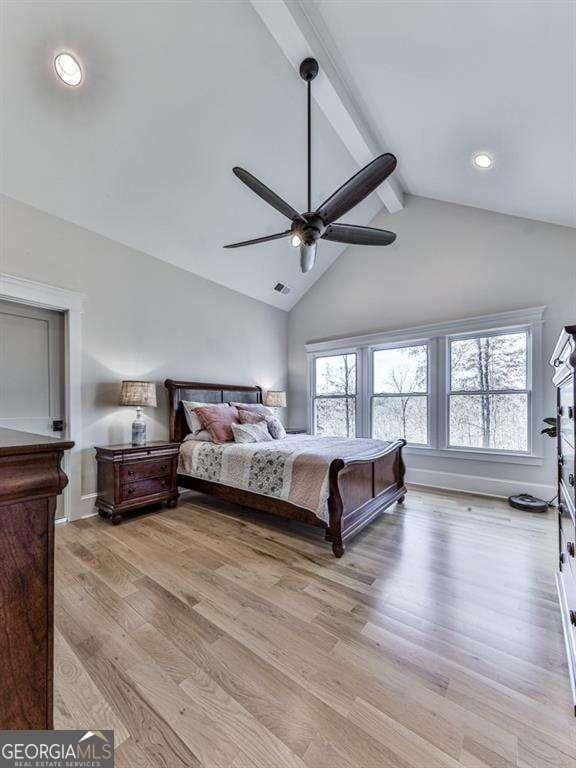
[{"x1": 2, "y1": 1, "x2": 574, "y2": 310}]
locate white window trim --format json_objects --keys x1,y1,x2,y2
[
  {"x1": 308, "y1": 348, "x2": 360, "y2": 437},
  {"x1": 306, "y1": 306, "x2": 545, "y2": 466},
  {"x1": 368, "y1": 338, "x2": 434, "y2": 448}
]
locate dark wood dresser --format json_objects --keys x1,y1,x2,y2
[
  {"x1": 95, "y1": 440, "x2": 179, "y2": 525},
  {"x1": 0, "y1": 428, "x2": 73, "y2": 729},
  {"x1": 551, "y1": 325, "x2": 576, "y2": 715}
]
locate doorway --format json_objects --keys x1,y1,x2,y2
[
  {"x1": 0, "y1": 274, "x2": 84, "y2": 523},
  {"x1": 0, "y1": 298, "x2": 67, "y2": 518}
]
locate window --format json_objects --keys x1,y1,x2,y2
[
  {"x1": 372, "y1": 344, "x2": 428, "y2": 444},
  {"x1": 313, "y1": 353, "x2": 356, "y2": 437},
  {"x1": 448, "y1": 331, "x2": 529, "y2": 452},
  {"x1": 306, "y1": 307, "x2": 543, "y2": 463}
]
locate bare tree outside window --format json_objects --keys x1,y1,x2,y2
[
  {"x1": 449, "y1": 331, "x2": 528, "y2": 451},
  {"x1": 372, "y1": 345, "x2": 428, "y2": 444},
  {"x1": 314, "y1": 353, "x2": 356, "y2": 437}
]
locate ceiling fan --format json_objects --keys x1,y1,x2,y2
[{"x1": 224, "y1": 57, "x2": 398, "y2": 274}]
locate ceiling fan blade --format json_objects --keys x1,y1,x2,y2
[
  {"x1": 300, "y1": 242, "x2": 317, "y2": 273},
  {"x1": 223, "y1": 230, "x2": 292, "y2": 249},
  {"x1": 233, "y1": 167, "x2": 302, "y2": 221},
  {"x1": 315, "y1": 153, "x2": 397, "y2": 225},
  {"x1": 322, "y1": 223, "x2": 396, "y2": 246}
]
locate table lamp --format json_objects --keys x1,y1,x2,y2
[
  {"x1": 264, "y1": 390, "x2": 287, "y2": 420},
  {"x1": 119, "y1": 381, "x2": 157, "y2": 446}
]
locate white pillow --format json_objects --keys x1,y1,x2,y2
[
  {"x1": 181, "y1": 400, "x2": 206, "y2": 435},
  {"x1": 231, "y1": 420, "x2": 273, "y2": 444},
  {"x1": 183, "y1": 430, "x2": 213, "y2": 443}
]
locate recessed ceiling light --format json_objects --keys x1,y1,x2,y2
[
  {"x1": 54, "y1": 52, "x2": 83, "y2": 86},
  {"x1": 472, "y1": 152, "x2": 494, "y2": 170}
]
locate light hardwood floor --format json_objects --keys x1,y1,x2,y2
[{"x1": 54, "y1": 488, "x2": 575, "y2": 767}]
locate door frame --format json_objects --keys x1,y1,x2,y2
[{"x1": 0, "y1": 273, "x2": 84, "y2": 521}]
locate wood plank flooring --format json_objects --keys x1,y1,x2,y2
[{"x1": 53, "y1": 488, "x2": 575, "y2": 767}]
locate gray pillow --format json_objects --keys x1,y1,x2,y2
[{"x1": 266, "y1": 416, "x2": 286, "y2": 440}]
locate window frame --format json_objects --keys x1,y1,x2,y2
[
  {"x1": 368, "y1": 338, "x2": 434, "y2": 448},
  {"x1": 309, "y1": 348, "x2": 359, "y2": 438},
  {"x1": 445, "y1": 327, "x2": 532, "y2": 456},
  {"x1": 306, "y1": 307, "x2": 544, "y2": 466}
]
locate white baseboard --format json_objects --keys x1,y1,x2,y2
[
  {"x1": 75, "y1": 492, "x2": 98, "y2": 520},
  {"x1": 406, "y1": 466, "x2": 555, "y2": 501}
]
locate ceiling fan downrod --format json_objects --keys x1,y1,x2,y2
[{"x1": 299, "y1": 57, "x2": 319, "y2": 212}]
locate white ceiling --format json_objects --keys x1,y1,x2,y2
[
  {"x1": 306, "y1": 0, "x2": 575, "y2": 227},
  {"x1": 2, "y1": 1, "x2": 574, "y2": 311}
]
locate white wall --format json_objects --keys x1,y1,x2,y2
[
  {"x1": 288, "y1": 195, "x2": 576, "y2": 498},
  {"x1": 1, "y1": 195, "x2": 288, "y2": 514}
]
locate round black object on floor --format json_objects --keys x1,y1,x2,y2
[{"x1": 508, "y1": 493, "x2": 549, "y2": 513}]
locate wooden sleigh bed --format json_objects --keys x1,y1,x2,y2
[{"x1": 165, "y1": 379, "x2": 406, "y2": 557}]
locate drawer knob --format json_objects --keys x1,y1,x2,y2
[
  {"x1": 570, "y1": 610, "x2": 576, "y2": 628},
  {"x1": 127, "y1": 488, "x2": 134, "y2": 495},
  {"x1": 553, "y1": 356, "x2": 562, "y2": 368},
  {"x1": 128, "y1": 470, "x2": 135, "y2": 476},
  {"x1": 569, "y1": 473, "x2": 575, "y2": 487},
  {"x1": 568, "y1": 542, "x2": 575, "y2": 558},
  {"x1": 569, "y1": 406, "x2": 574, "y2": 421},
  {"x1": 161, "y1": 465, "x2": 167, "y2": 472}
]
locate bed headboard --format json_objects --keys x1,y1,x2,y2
[{"x1": 164, "y1": 379, "x2": 263, "y2": 442}]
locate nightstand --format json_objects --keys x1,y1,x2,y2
[{"x1": 95, "y1": 440, "x2": 180, "y2": 525}]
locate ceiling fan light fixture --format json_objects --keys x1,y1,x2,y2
[{"x1": 291, "y1": 233, "x2": 302, "y2": 247}]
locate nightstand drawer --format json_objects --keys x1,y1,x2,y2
[
  {"x1": 121, "y1": 458, "x2": 172, "y2": 483},
  {"x1": 122, "y1": 476, "x2": 172, "y2": 501}
]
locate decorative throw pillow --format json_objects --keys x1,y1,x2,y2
[
  {"x1": 266, "y1": 417, "x2": 287, "y2": 440},
  {"x1": 230, "y1": 402, "x2": 274, "y2": 419},
  {"x1": 237, "y1": 409, "x2": 264, "y2": 425},
  {"x1": 193, "y1": 404, "x2": 240, "y2": 444},
  {"x1": 182, "y1": 400, "x2": 212, "y2": 436},
  {"x1": 183, "y1": 430, "x2": 213, "y2": 442},
  {"x1": 231, "y1": 420, "x2": 273, "y2": 444},
  {"x1": 238, "y1": 408, "x2": 286, "y2": 440}
]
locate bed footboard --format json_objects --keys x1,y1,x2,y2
[{"x1": 326, "y1": 439, "x2": 406, "y2": 557}]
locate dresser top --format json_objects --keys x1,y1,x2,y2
[{"x1": 0, "y1": 428, "x2": 74, "y2": 457}]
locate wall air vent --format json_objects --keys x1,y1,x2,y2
[{"x1": 274, "y1": 283, "x2": 290, "y2": 295}]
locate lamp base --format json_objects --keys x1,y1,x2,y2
[{"x1": 132, "y1": 409, "x2": 146, "y2": 446}]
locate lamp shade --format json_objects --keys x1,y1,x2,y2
[
  {"x1": 119, "y1": 380, "x2": 157, "y2": 408},
  {"x1": 264, "y1": 390, "x2": 287, "y2": 408}
]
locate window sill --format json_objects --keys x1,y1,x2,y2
[{"x1": 403, "y1": 444, "x2": 544, "y2": 466}]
